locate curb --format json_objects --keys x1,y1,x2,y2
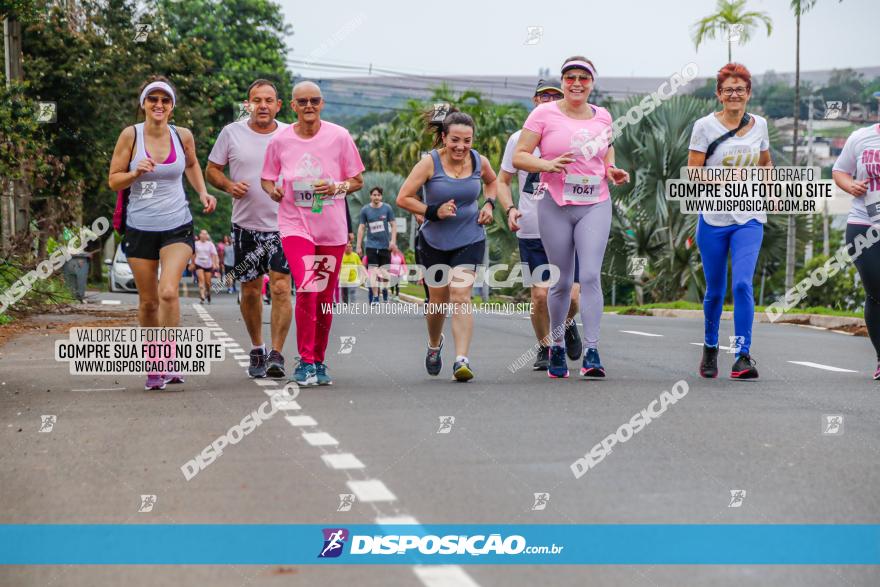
[{"x1": 615, "y1": 308, "x2": 865, "y2": 335}]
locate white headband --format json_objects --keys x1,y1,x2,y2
[
  {"x1": 140, "y1": 81, "x2": 176, "y2": 108},
  {"x1": 561, "y1": 60, "x2": 596, "y2": 80}
]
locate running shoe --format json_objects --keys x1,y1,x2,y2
[
  {"x1": 453, "y1": 358, "x2": 474, "y2": 382},
  {"x1": 564, "y1": 320, "x2": 583, "y2": 361},
  {"x1": 731, "y1": 353, "x2": 759, "y2": 379},
  {"x1": 292, "y1": 359, "x2": 318, "y2": 386},
  {"x1": 248, "y1": 348, "x2": 267, "y2": 378},
  {"x1": 548, "y1": 345, "x2": 569, "y2": 378},
  {"x1": 874, "y1": 363, "x2": 880, "y2": 381},
  {"x1": 144, "y1": 374, "x2": 166, "y2": 390},
  {"x1": 266, "y1": 350, "x2": 285, "y2": 378},
  {"x1": 315, "y1": 362, "x2": 332, "y2": 386},
  {"x1": 699, "y1": 345, "x2": 719, "y2": 378},
  {"x1": 533, "y1": 345, "x2": 550, "y2": 371},
  {"x1": 164, "y1": 373, "x2": 185, "y2": 384},
  {"x1": 425, "y1": 334, "x2": 444, "y2": 376},
  {"x1": 580, "y1": 348, "x2": 606, "y2": 377}
]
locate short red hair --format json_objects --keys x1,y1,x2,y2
[{"x1": 716, "y1": 63, "x2": 752, "y2": 92}]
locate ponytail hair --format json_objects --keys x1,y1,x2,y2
[{"x1": 423, "y1": 106, "x2": 475, "y2": 148}]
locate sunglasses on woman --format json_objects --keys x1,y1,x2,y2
[{"x1": 145, "y1": 95, "x2": 172, "y2": 106}]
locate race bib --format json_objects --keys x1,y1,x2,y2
[
  {"x1": 368, "y1": 220, "x2": 385, "y2": 234},
  {"x1": 140, "y1": 181, "x2": 157, "y2": 199},
  {"x1": 292, "y1": 181, "x2": 334, "y2": 208},
  {"x1": 866, "y1": 190, "x2": 880, "y2": 222},
  {"x1": 562, "y1": 174, "x2": 601, "y2": 203}
]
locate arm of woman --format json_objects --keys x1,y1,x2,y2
[
  {"x1": 478, "y1": 155, "x2": 498, "y2": 225},
  {"x1": 396, "y1": 157, "x2": 456, "y2": 220},
  {"x1": 833, "y1": 170, "x2": 868, "y2": 197},
  {"x1": 108, "y1": 127, "x2": 151, "y2": 191},
  {"x1": 603, "y1": 146, "x2": 630, "y2": 185},
  {"x1": 178, "y1": 127, "x2": 217, "y2": 213},
  {"x1": 512, "y1": 129, "x2": 574, "y2": 173}
]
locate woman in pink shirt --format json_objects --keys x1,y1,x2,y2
[
  {"x1": 513, "y1": 56, "x2": 630, "y2": 379},
  {"x1": 387, "y1": 243, "x2": 406, "y2": 298},
  {"x1": 261, "y1": 81, "x2": 365, "y2": 387},
  {"x1": 190, "y1": 229, "x2": 219, "y2": 304}
]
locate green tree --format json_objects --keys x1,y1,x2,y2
[{"x1": 691, "y1": 0, "x2": 772, "y2": 63}]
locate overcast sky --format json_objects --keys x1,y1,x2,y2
[{"x1": 279, "y1": 0, "x2": 878, "y2": 80}]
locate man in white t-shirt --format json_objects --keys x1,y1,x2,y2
[
  {"x1": 206, "y1": 79, "x2": 291, "y2": 379},
  {"x1": 497, "y1": 79, "x2": 582, "y2": 371}
]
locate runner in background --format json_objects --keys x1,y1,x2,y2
[
  {"x1": 207, "y1": 79, "x2": 292, "y2": 378},
  {"x1": 388, "y1": 243, "x2": 406, "y2": 299},
  {"x1": 498, "y1": 79, "x2": 583, "y2": 371},
  {"x1": 688, "y1": 63, "x2": 770, "y2": 380},
  {"x1": 340, "y1": 241, "x2": 362, "y2": 303},
  {"x1": 107, "y1": 76, "x2": 217, "y2": 390},
  {"x1": 261, "y1": 80, "x2": 365, "y2": 386},
  {"x1": 397, "y1": 108, "x2": 498, "y2": 382},
  {"x1": 222, "y1": 234, "x2": 236, "y2": 292},
  {"x1": 190, "y1": 229, "x2": 219, "y2": 304},
  {"x1": 216, "y1": 236, "x2": 226, "y2": 288},
  {"x1": 513, "y1": 57, "x2": 629, "y2": 379},
  {"x1": 356, "y1": 186, "x2": 397, "y2": 303},
  {"x1": 832, "y1": 122, "x2": 880, "y2": 379}
]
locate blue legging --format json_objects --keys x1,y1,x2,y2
[{"x1": 696, "y1": 217, "x2": 763, "y2": 355}]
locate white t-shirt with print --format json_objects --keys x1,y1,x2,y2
[
  {"x1": 688, "y1": 112, "x2": 770, "y2": 227},
  {"x1": 832, "y1": 124, "x2": 880, "y2": 226},
  {"x1": 500, "y1": 129, "x2": 540, "y2": 239}
]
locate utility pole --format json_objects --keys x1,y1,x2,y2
[
  {"x1": 2, "y1": 15, "x2": 25, "y2": 255},
  {"x1": 804, "y1": 95, "x2": 814, "y2": 264},
  {"x1": 785, "y1": 9, "x2": 802, "y2": 292}
]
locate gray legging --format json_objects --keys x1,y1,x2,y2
[{"x1": 537, "y1": 195, "x2": 611, "y2": 348}]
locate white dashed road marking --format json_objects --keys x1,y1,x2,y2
[
  {"x1": 347, "y1": 479, "x2": 396, "y2": 502},
  {"x1": 620, "y1": 330, "x2": 663, "y2": 337},
  {"x1": 321, "y1": 453, "x2": 365, "y2": 470},
  {"x1": 788, "y1": 361, "x2": 858, "y2": 373}
]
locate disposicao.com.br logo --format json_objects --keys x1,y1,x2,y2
[{"x1": 318, "y1": 528, "x2": 563, "y2": 558}]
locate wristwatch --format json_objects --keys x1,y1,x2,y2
[{"x1": 484, "y1": 199, "x2": 496, "y2": 210}]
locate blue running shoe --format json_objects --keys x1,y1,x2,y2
[
  {"x1": 548, "y1": 345, "x2": 569, "y2": 379},
  {"x1": 581, "y1": 348, "x2": 606, "y2": 377},
  {"x1": 315, "y1": 362, "x2": 332, "y2": 386},
  {"x1": 291, "y1": 358, "x2": 318, "y2": 386}
]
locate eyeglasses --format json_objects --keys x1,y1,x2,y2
[
  {"x1": 537, "y1": 92, "x2": 563, "y2": 102},
  {"x1": 721, "y1": 87, "x2": 748, "y2": 96},
  {"x1": 145, "y1": 95, "x2": 172, "y2": 106},
  {"x1": 295, "y1": 97, "x2": 322, "y2": 107},
  {"x1": 563, "y1": 74, "x2": 592, "y2": 84}
]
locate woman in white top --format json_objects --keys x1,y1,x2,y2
[
  {"x1": 832, "y1": 123, "x2": 880, "y2": 379},
  {"x1": 191, "y1": 229, "x2": 219, "y2": 304},
  {"x1": 108, "y1": 76, "x2": 217, "y2": 390},
  {"x1": 688, "y1": 63, "x2": 771, "y2": 380}
]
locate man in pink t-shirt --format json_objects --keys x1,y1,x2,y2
[{"x1": 261, "y1": 80, "x2": 365, "y2": 387}]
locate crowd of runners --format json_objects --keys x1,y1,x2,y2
[{"x1": 107, "y1": 56, "x2": 880, "y2": 390}]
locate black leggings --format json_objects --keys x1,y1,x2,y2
[{"x1": 846, "y1": 224, "x2": 880, "y2": 360}]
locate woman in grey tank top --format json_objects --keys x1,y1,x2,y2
[
  {"x1": 397, "y1": 108, "x2": 499, "y2": 382},
  {"x1": 108, "y1": 76, "x2": 218, "y2": 390}
]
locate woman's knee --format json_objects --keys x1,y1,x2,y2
[
  {"x1": 158, "y1": 285, "x2": 179, "y2": 305},
  {"x1": 139, "y1": 298, "x2": 160, "y2": 314}
]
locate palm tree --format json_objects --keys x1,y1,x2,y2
[{"x1": 692, "y1": 0, "x2": 773, "y2": 63}]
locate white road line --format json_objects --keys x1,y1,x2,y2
[
  {"x1": 788, "y1": 361, "x2": 858, "y2": 373},
  {"x1": 831, "y1": 329, "x2": 855, "y2": 336},
  {"x1": 207, "y1": 327, "x2": 224, "y2": 332},
  {"x1": 238, "y1": 361, "x2": 250, "y2": 367},
  {"x1": 690, "y1": 342, "x2": 733, "y2": 351},
  {"x1": 254, "y1": 380, "x2": 278, "y2": 387},
  {"x1": 413, "y1": 566, "x2": 480, "y2": 587},
  {"x1": 302, "y1": 432, "x2": 338, "y2": 446},
  {"x1": 285, "y1": 415, "x2": 317, "y2": 427},
  {"x1": 347, "y1": 479, "x2": 396, "y2": 502},
  {"x1": 620, "y1": 330, "x2": 663, "y2": 337},
  {"x1": 271, "y1": 398, "x2": 301, "y2": 410},
  {"x1": 70, "y1": 387, "x2": 125, "y2": 392},
  {"x1": 233, "y1": 355, "x2": 249, "y2": 361},
  {"x1": 322, "y1": 453, "x2": 365, "y2": 470},
  {"x1": 100, "y1": 299, "x2": 121, "y2": 305}
]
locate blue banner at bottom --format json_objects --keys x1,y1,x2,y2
[{"x1": 1, "y1": 524, "x2": 879, "y2": 565}]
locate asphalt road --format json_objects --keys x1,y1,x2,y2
[{"x1": 1, "y1": 290, "x2": 879, "y2": 586}]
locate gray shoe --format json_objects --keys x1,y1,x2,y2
[
  {"x1": 425, "y1": 334, "x2": 444, "y2": 376},
  {"x1": 248, "y1": 348, "x2": 267, "y2": 378},
  {"x1": 266, "y1": 350, "x2": 285, "y2": 378}
]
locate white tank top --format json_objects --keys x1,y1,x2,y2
[{"x1": 127, "y1": 123, "x2": 192, "y2": 231}]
